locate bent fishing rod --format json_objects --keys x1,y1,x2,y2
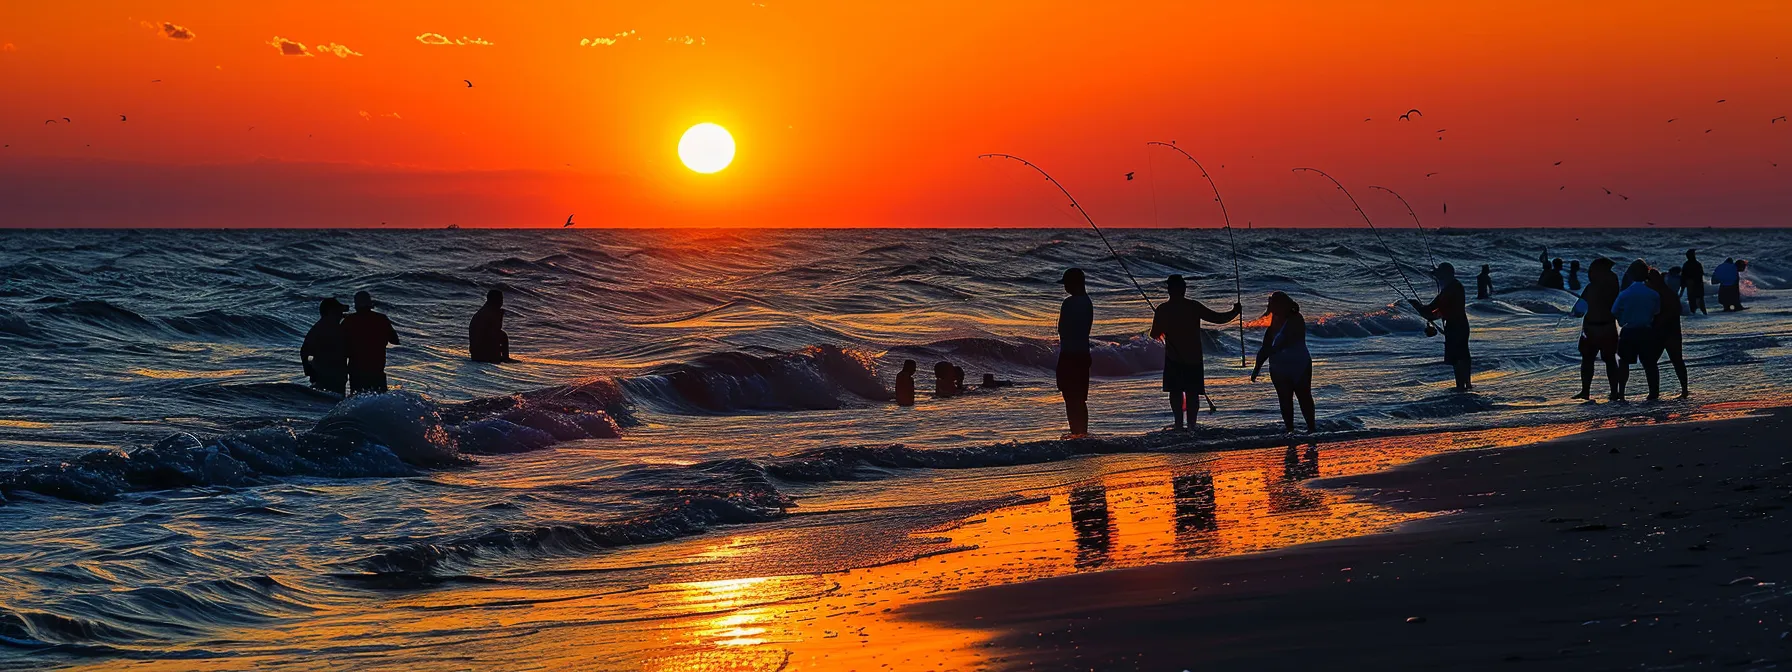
[
  {"x1": 1291, "y1": 167, "x2": 1441, "y2": 333},
  {"x1": 1367, "y1": 185, "x2": 1438, "y2": 271},
  {"x1": 1147, "y1": 141, "x2": 1247, "y2": 368},
  {"x1": 979, "y1": 152, "x2": 1217, "y2": 413}
]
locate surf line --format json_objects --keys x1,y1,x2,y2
[
  {"x1": 1292, "y1": 167, "x2": 1441, "y2": 335},
  {"x1": 1147, "y1": 141, "x2": 1247, "y2": 367},
  {"x1": 979, "y1": 152, "x2": 1217, "y2": 412}
]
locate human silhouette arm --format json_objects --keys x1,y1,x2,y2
[
  {"x1": 1196, "y1": 302, "x2": 1242, "y2": 324},
  {"x1": 1251, "y1": 321, "x2": 1282, "y2": 382},
  {"x1": 1149, "y1": 306, "x2": 1165, "y2": 340},
  {"x1": 386, "y1": 319, "x2": 400, "y2": 346}
]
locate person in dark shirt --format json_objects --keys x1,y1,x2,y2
[
  {"x1": 1574, "y1": 258, "x2": 1621, "y2": 400},
  {"x1": 1567, "y1": 259, "x2": 1581, "y2": 291},
  {"x1": 1251, "y1": 291, "x2": 1315, "y2": 433},
  {"x1": 1475, "y1": 264, "x2": 1493, "y2": 300},
  {"x1": 1646, "y1": 269, "x2": 1689, "y2": 399},
  {"x1": 933, "y1": 361, "x2": 956, "y2": 398},
  {"x1": 469, "y1": 289, "x2": 513, "y2": 363},
  {"x1": 1537, "y1": 249, "x2": 1565, "y2": 290},
  {"x1": 1681, "y1": 249, "x2": 1706, "y2": 315},
  {"x1": 342, "y1": 291, "x2": 400, "y2": 394},
  {"x1": 1149, "y1": 274, "x2": 1240, "y2": 431},
  {"x1": 1057, "y1": 268, "x2": 1094, "y2": 438},
  {"x1": 894, "y1": 359, "x2": 916, "y2": 407},
  {"x1": 300, "y1": 298, "x2": 349, "y2": 395},
  {"x1": 1409, "y1": 263, "x2": 1472, "y2": 391}
]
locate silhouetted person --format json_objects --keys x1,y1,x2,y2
[
  {"x1": 469, "y1": 289, "x2": 513, "y2": 363},
  {"x1": 1409, "y1": 263, "x2": 1472, "y2": 390},
  {"x1": 1057, "y1": 268, "x2": 1093, "y2": 438},
  {"x1": 1715, "y1": 258, "x2": 1747, "y2": 311},
  {"x1": 1682, "y1": 249, "x2": 1707, "y2": 315},
  {"x1": 1537, "y1": 249, "x2": 1565, "y2": 290},
  {"x1": 933, "y1": 361, "x2": 957, "y2": 398},
  {"x1": 1251, "y1": 291, "x2": 1315, "y2": 433},
  {"x1": 343, "y1": 291, "x2": 400, "y2": 394},
  {"x1": 1475, "y1": 264, "x2": 1492, "y2": 299},
  {"x1": 1620, "y1": 259, "x2": 1649, "y2": 290},
  {"x1": 1612, "y1": 269, "x2": 1661, "y2": 400},
  {"x1": 1068, "y1": 484, "x2": 1112, "y2": 569},
  {"x1": 300, "y1": 298, "x2": 349, "y2": 395},
  {"x1": 894, "y1": 359, "x2": 916, "y2": 407},
  {"x1": 1575, "y1": 258, "x2": 1621, "y2": 400},
  {"x1": 1150, "y1": 274, "x2": 1240, "y2": 431},
  {"x1": 1646, "y1": 269, "x2": 1689, "y2": 398},
  {"x1": 951, "y1": 365, "x2": 967, "y2": 394},
  {"x1": 1567, "y1": 260, "x2": 1582, "y2": 291}
]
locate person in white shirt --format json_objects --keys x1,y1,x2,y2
[{"x1": 1611, "y1": 275, "x2": 1662, "y2": 401}]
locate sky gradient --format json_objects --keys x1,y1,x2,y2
[{"x1": 2, "y1": 0, "x2": 1789, "y2": 228}]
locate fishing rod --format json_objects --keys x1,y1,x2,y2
[
  {"x1": 1291, "y1": 168, "x2": 1442, "y2": 333},
  {"x1": 982, "y1": 152, "x2": 1217, "y2": 413},
  {"x1": 979, "y1": 153, "x2": 1155, "y2": 310},
  {"x1": 1147, "y1": 141, "x2": 1247, "y2": 367},
  {"x1": 1367, "y1": 185, "x2": 1438, "y2": 271}
]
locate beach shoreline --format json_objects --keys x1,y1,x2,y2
[{"x1": 901, "y1": 406, "x2": 1792, "y2": 670}]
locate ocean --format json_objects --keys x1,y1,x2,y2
[{"x1": 0, "y1": 227, "x2": 1786, "y2": 668}]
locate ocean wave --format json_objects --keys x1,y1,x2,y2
[
  {"x1": 619, "y1": 344, "x2": 889, "y2": 413},
  {"x1": 1307, "y1": 306, "x2": 1429, "y2": 338}
]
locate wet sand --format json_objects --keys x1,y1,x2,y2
[{"x1": 905, "y1": 407, "x2": 1792, "y2": 670}]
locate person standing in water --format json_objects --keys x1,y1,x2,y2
[
  {"x1": 1611, "y1": 268, "x2": 1662, "y2": 400},
  {"x1": 1646, "y1": 269, "x2": 1690, "y2": 398},
  {"x1": 1682, "y1": 249, "x2": 1707, "y2": 315},
  {"x1": 1149, "y1": 274, "x2": 1241, "y2": 431},
  {"x1": 894, "y1": 359, "x2": 916, "y2": 407},
  {"x1": 468, "y1": 289, "x2": 514, "y2": 363},
  {"x1": 1714, "y1": 259, "x2": 1748, "y2": 311},
  {"x1": 1251, "y1": 291, "x2": 1315, "y2": 433},
  {"x1": 1620, "y1": 259, "x2": 1649, "y2": 290},
  {"x1": 343, "y1": 291, "x2": 401, "y2": 394},
  {"x1": 1057, "y1": 268, "x2": 1094, "y2": 438},
  {"x1": 300, "y1": 298, "x2": 349, "y2": 395},
  {"x1": 1476, "y1": 264, "x2": 1493, "y2": 300},
  {"x1": 1537, "y1": 249, "x2": 1565, "y2": 290},
  {"x1": 1567, "y1": 260, "x2": 1582, "y2": 291},
  {"x1": 1409, "y1": 263, "x2": 1472, "y2": 390},
  {"x1": 1574, "y1": 258, "x2": 1621, "y2": 401}
]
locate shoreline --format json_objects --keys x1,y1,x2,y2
[{"x1": 901, "y1": 407, "x2": 1792, "y2": 670}]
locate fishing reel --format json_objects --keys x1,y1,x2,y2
[{"x1": 1424, "y1": 324, "x2": 1438, "y2": 338}]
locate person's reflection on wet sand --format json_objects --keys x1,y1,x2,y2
[
  {"x1": 1265, "y1": 443, "x2": 1324, "y2": 515},
  {"x1": 1067, "y1": 484, "x2": 1112, "y2": 570},
  {"x1": 1171, "y1": 469, "x2": 1217, "y2": 556}
]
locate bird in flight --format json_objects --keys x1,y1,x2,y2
[
  {"x1": 1442, "y1": 202, "x2": 1447, "y2": 214},
  {"x1": 120, "y1": 115, "x2": 127, "y2": 122},
  {"x1": 1717, "y1": 99, "x2": 1727, "y2": 103},
  {"x1": 1363, "y1": 117, "x2": 1372, "y2": 122},
  {"x1": 1775, "y1": 116, "x2": 1788, "y2": 123},
  {"x1": 1124, "y1": 172, "x2": 1134, "y2": 181},
  {"x1": 150, "y1": 79, "x2": 161, "y2": 83},
  {"x1": 43, "y1": 119, "x2": 56, "y2": 125},
  {"x1": 1554, "y1": 161, "x2": 1563, "y2": 166},
  {"x1": 1602, "y1": 187, "x2": 1612, "y2": 195},
  {"x1": 1435, "y1": 129, "x2": 1447, "y2": 133},
  {"x1": 1425, "y1": 172, "x2": 1439, "y2": 177},
  {"x1": 1667, "y1": 118, "x2": 1677, "y2": 123},
  {"x1": 62, "y1": 117, "x2": 71, "y2": 123},
  {"x1": 1619, "y1": 194, "x2": 1630, "y2": 200},
  {"x1": 464, "y1": 79, "x2": 474, "y2": 88},
  {"x1": 1399, "y1": 109, "x2": 1422, "y2": 121},
  {"x1": 1705, "y1": 129, "x2": 1713, "y2": 133},
  {"x1": 1647, "y1": 222, "x2": 1657, "y2": 226},
  {"x1": 1559, "y1": 186, "x2": 1566, "y2": 190},
  {"x1": 564, "y1": 214, "x2": 576, "y2": 227}
]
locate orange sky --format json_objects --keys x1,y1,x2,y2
[{"x1": 1, "y1": 0, "x2": 1789, "y2": 227}]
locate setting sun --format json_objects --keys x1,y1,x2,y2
[{"x1": 678, "y1": 123, "x2": 736, "y2": 174}]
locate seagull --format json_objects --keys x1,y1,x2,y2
[
  {"x1": 1619, "y1": 194, "x2": 1629, "y2": 200},
  {"x1": 1124, "y1": 172, "x2": 1134, "y2": 181},
  {"x1": 1648, "y1": 222, "x2": 1657, "y2": 226},
  {"x1": 43, "y1": 119, "x2": 55, "y2": 125},
  {"x1": 1717, "y1": 99, "x2": 1726, "y2": 103},
  {"x1": 1363, "y1": 117, "x2": 1372, "y2": 122},
  {"x1": 1602, "y1": 187, "x2": 1612, "y2": 195},
  {"x1": 1774, "y1": 116, "x2": 1788, "y2": 123},
  {"x1": 62, "y1": 117, "x2": 70, "y2": 123},
  {"x1": 1559, "y1": 186, "x2": 1566, "y2": 190},
  {"x1": 1667, "y1": 118, "x2": 1676, "y2": 123},
  {"x1": 1399, "y1": 109, "x2": 1422, "y2": 121},
  {"x1": 120, "y1": 114, "x2": 127, "y2": 121},
  {"x1": 150, "y1": 79, "x2": 161, "y2": 82},
  {"x1": 1553, "y1": 161, "x2": 1563, "y2": 166},
  {"x1": 464, "y1": 79, "x2": 474, "y2": 88},
  {"x1": 1705, "y1": 129, "x2": 1713, "y2": 133},
  {"x1": 1435, "y1": 129, "x2": 1447, "y2": 133},
  {"x1": 1425, "y1": 172, "x2": 1439, "y2": 177},
  {"x1": 564, "y1": 214, "x2": 575, "y2": 227}
]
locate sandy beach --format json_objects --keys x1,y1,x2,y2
[{"x1": 904, "y1": 407, "x2": 1792, "y2": 670}]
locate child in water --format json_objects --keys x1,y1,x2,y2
[{"x1": 894, "y1": 359, "x2": 917, "y2": 407}]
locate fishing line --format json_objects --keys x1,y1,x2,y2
[
  {"x1": 1367, "y1": 185, "x2": 1438, "y2": 271},
  {"x1": 1147, "y1": 141, "x2": 1247, "y2": 367},
  {"x1": 1292, "y1": 168, "x2": 1443, "y2": 333}
]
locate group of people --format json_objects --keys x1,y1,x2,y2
[
  {"x1": 892, "y1": 360, "x2": 1012, "y2": 407},
  {"x1": 299, "y1": 289, "x2": 511, "y2": 395},
  {"x1": 1039, "y1": 243, "x2": 1754, "y2": 438}
]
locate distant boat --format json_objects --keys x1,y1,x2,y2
[{"x1": 446, "y1": 224, "x2": 461, "y2": 230}]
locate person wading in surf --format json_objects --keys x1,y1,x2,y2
[
  {"x1": 1410, "y1": 263, "x2": 1473, "y2": 391},
  {"x1": 343, "y1": 291, "x2": 401, "y2": 394},
  {"x1": 1149, "y1": 274, "x2": 1241, "y2": 432},
  {"x1": 1476, "y1": 264, "x2": 1493, "y2": 300},
  {"x1": 1612, "y1": 267, "x2": 1662, "y2": 400},
  {"x1": 300, "y1": 298, "x2": 349, "y2": 395},
  {"x1": 468, "y1": 289, "x2": 513, "y2": 363},
  {"x1": 894, "y1": 359, "x2": 917, "y2": 407},
  {"x1": 1682, "y1": 249, "x2": 1707, "y2": 315},
  {"x1": 1538, "y1": 249, "x2": 1565, "y2": 290},
  {"x1": 1251, "y1": 291, "x2": 1315, "y2": 433},
  {"x1": 1057, "y1": 268, "x2": 1094, "y2": 438},
  {"x1": 1646, "y1": 269, "x2": 1690, "y2": 398},
  {"x1": 1574, "y1": 258, "x2": 1622, "y2": 401}
]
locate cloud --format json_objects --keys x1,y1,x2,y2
[
  {"x1": 668, "y1": 35, "x2": 707, "y2": 46},
  {"x1": 359, "y1": 110, "x2": 401, "y2": 121},
  {"x1": 313, "y1": 42, "x2": 362, "y2": 58},
  {"x1": 267, "y1": 36, "x2": 311, "y2": 57},
  {"x1": 139, "y1": 20, "x2": 196, "y2": 40},
  {"x1": 416, "y1": 32, "x2": 494, "y2": 46},
  {"x1": 580, "y1": 30, "x2": 635, "y2": 47}
]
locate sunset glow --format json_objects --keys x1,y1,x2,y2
[{"x1": 677, "y1": 123, "x2": 734, "y2": 174}]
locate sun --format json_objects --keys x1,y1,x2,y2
[{"x1": 678, "y1": 123, "x2": 736, "y2": 174}]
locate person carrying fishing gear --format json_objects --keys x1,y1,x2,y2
[
  {"x1": 1150, "y1": 274, "x2": 1241, "y2": 432},
  {"x1": 1408, "y1": 263, "x2": 1473, "y2": 391}
]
